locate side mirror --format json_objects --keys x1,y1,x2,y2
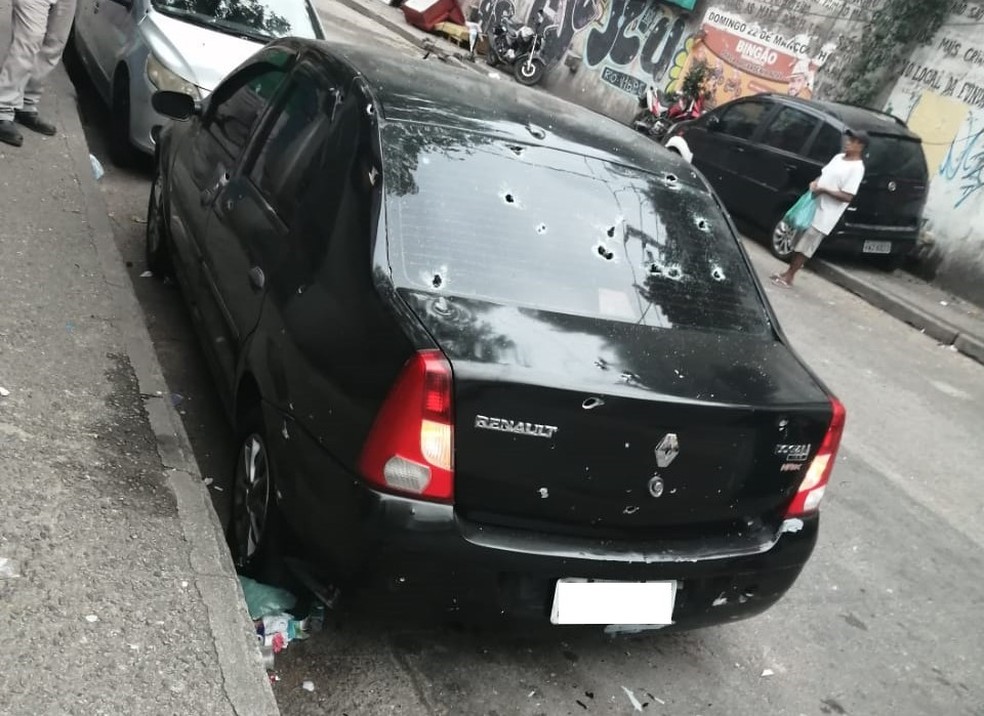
[{"x1": 152, "y1": 91, "x2": 199, "y2": 121}]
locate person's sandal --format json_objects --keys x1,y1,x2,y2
[{"x1": 770, "y1": 275, "x2": 792, "y2": 288}]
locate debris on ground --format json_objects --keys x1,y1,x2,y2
[
  {"x1": 84, "y1": 614, "x2": 99, "y2": 623},
  {"x1": 0, "y1": 557, "x2": 20, "y2": 579},
  {"x1": 0, "y1": 386, "x2": 10, "y2": 398},
  {"x1": 239, "y1": 576, "x2": 297, "y2": 620},
  {"x1": 132, "y1": 216, "x2": 147, "y2": 224},
  {"x1": 621, "y1": 686, "x2": 643, "y2": 712},
  {"x1": 140, "y1": 270, "x2": 154, "y2": 278},
  {"x1": 89, "y1": 154, "x2": 104, "y2": 180},
  {"x1": 761, "y1": 668, "x2": 775, "y2": 677},
  {"x1": 302, "y1": 680, "x2": 315, "y2": 692}
]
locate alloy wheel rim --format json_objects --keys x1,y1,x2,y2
[
  {"x1": 773, "y1": 220, "x2": 794, "y2": 256},
  {"x1": 234, "y1": 434, "x2": 270, "y2": 566}
]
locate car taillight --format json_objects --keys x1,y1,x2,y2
[
  {"x1": 358, "y1": 350, "x2": 454, "y2": 502},
  {"x1": 785, "y1": 398, "x2": 846, "y2": 518}
]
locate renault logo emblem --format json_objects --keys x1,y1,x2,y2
[
  {"x1": 648, "y1": 475, "x2": 665, "y2": 498},
  {"x1": 654, "y1": 433, "x2": 680, "y2": 468}
]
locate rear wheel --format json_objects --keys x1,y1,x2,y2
[
  {"x1": 513, "y1": 54, "x2": 545, "y2": 85},
  {"x1": 770, "y1": 215, "x2": 797, "y2": 261},
  {"x1": 227, "y1": 406, "x2": 284, "y2": 576},
  {"x1": 109, "y1": 68, "x2": 137, "y2": 167}
]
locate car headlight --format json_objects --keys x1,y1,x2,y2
[{"x1": 146, "y1": 54, "x2": 200, "y2": 99}]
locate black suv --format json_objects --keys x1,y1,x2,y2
[{"x1": 665, "y1": 94, "x2": 929, "y2": 268}]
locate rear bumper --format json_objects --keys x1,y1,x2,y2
[
  {"x1": 824, "y1": 224, "x2": 920, "y2": 257},
  {"x1": 276, "y1": 408, "x2": 818, "y2": 631},
  {"x1": 351, "y1": 494, "x2": 816, "y2": 630}
]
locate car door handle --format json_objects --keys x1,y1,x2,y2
[
  {"x1": 201, "y1": 171, "x2": 230, "y2": 206},
  {"x1": 248, "y1": 266, "x2": 265, "y2": 291}
]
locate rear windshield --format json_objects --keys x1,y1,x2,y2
[
  {"x1": 865, "y1": 136, "x2": 928, "y2": 181},
  {"x1": 383, "y1": 124, "x2": 771, "y2": 336}
]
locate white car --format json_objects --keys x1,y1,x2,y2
[{"x1": 72, "y1": 0, "x2": 324, "y2": 163}]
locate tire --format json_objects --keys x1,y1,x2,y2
[
  {"x1": 227, "y1": 405, "x2": 284, "y2": 576},
  {"x1": 770, "y1": 214, "x2": 798, "y2": 261},
  {"x1": 513, "y1": 54, "x2": 545, "y2": 85},
  {"x1": 109, "y1": 69, "x2": 137, "y2": 167},
  {"x1": 145, "y1": 168, "x2": 172, "y2": 276}
]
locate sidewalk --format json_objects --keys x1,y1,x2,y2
[{"x1": 0, "y1": 9, "x2": 277, "y2": 715}]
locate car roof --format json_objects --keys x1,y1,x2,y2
[
  {"x1": 288, "y1": 39, "x2": 703, "y2": 188},
  {"x1": 765, "y1": 94, "x2": 922, "y2": 141}
]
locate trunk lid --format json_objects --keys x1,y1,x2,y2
[{"x1": 400, "y1": 291, "x2": 832, "y2": 537}]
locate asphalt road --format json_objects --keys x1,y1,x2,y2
[{"x1": 67, "y1": 5, "x2": 984, "y2": 713}]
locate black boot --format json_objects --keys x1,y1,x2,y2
[
  {"x1": 0, "y1": 120, "x2": 23, "y2": 147},
  {"x1": 15, "y1": 110, "x2": 57, "y2": 136}
]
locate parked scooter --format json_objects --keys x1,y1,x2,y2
[
  {"x1": 632, "y1": 86, "x2": 705, "y2": 141},
  {"x1": 485, "y1": 8, "x2": 551, "y2": 86}
]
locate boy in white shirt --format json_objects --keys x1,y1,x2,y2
[{"x1": 772, "y1": 128, "x2": 868, "y2": 287}]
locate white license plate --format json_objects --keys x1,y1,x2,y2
[
  {"x1": 863, "y1": 240, "x2": 892, "y2": 254},
  {"x1": 550, "y1": 579, "x2": 677, "y2": 625}
]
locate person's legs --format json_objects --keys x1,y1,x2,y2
[
  {"x1": 21, "y1": 0, "x2": 76, "y2": 128},
  {"x1": 777, "y1": 227, "x2": 826, "y2": 285},
  {"x1": 0, "y1": 0, "x2": 50, "y2": 145}
]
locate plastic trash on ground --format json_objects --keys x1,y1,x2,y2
[
  {"x1": 89, "y1": 154, "x2": 104, "y2": 181},
  {"x1": 239, "y1": 575, "x2": 296, "y2": 620}
]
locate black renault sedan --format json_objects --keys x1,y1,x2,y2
[{"x1": 147, "y1": 39, "x2": 844, "y2": 630}]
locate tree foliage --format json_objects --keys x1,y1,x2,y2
[{"x1": 840, "y1": 0, "x2": 952, "y2": 105}]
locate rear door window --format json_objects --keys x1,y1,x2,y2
[
  {"x1": 760, "y1": 107, "x2": 819, "y2": 155},
  {"x1": 716, "y1": 101, "x2": 769, "y2": 141},
  {"x1": 383, "y1": 124, "x2": 772, "y2": 336},
  {"x1": 807, "y1": 123, "x2": 843, "y2": 163},
  {"x1": 865, "y1": 136, "x2": 928, "y2": 180}
]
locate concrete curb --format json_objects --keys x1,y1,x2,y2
[
  {"x1": 811, "y1": 258, "x2": 984, "y2": 366},
  {"x1": 333, "y1": 0, "x2": 486, "y2": 75},
  {"x1": 54, "y1": 69, "x2": 280, "y2": 716}
]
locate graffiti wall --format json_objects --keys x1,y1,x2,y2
[
  {"x1": 884, "y1": 1, "x2": 984, "y2": 304},
  {"x1": 470, "y1": 0, "x2": 871, "y2": 122}
]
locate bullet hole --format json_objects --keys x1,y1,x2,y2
[
  {"x1": 527, "y1": 124, "x2": 546, "y2": 139},
  {"x1": 365, "y1": 104, "x2": 375, "y2": 116},
  {"x1": 594, "y1": 358, "x2": 610, "y2": 370},
  {"x1": 648, "y1": 262, "x2": 662, "y2": 276},
  {"x1": 535, "y1": 222, "x2": 548, "y2": 235},
  {"x1": 503, "y1": 193, "x2": 516, "y2": 205},
  {"x1": 538, "y1": 487, "x2": 549, "y2": 499},
  {"x1": 508, "y1": 144, "x2": 525, "y2": 157},
  {"x1": 618, "y1": 371, "x2": 637, "y2": 384},
  {"x1": 606, "y1": 225, "x2": 616, "y2": 238},
  {"x1": 432, "y1": 274, "x2": 443, "y2": 288},
  {"x1": 582, "y1": 397, "x2": 605, "y2": 410},
  {"x1": 596, "y1": 245, "x2": 615, "y2": 261},
  {"x1": 696, "y1": 217, "x2": 710, "y2": 231},
  {"x1": 432, "y1": 296, "x2": 452, "y2": 315},
  {"x1": 665, "y1": 265, "x2": 683, "y2": 280},
  {"x1": 665, "y1": 173, "x2": 678, "y2": 183},
  {"x1": 623, "y1": 505, "x2": 639, "y2": 515},
  {"x1": 711, "y1": 265, "x2": 726, "y2": 281}
]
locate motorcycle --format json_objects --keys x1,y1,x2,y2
[
  {"x1": 632, "y1": 86, "x2": 705, "y2": 141},
  {"x1": 484, "y1": 9, "x2": 550, "y2": 86}
]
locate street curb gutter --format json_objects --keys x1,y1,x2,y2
[
  {"x1": 811, "y1": 258, "x2": 984, "y2": 366},
  {"x1": 54, "y1": 70, "x2": 280, "y2": 716}
]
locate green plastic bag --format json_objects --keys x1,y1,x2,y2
[
  {"x1": 783, "y1": 191, "x2": 818, "y2": 231},
  {"x1": 239, "y1": 576, "x2": 297, "y2": 620}
]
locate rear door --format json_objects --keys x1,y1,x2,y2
[
  {"x1": 697, "y1": 99, "x2": 774, "y2": 216},
  {"x1": 202, "y1": 58, "x2": 337, "y2": 392},
  {"x1": 167, "y1": 51, "x2": 291, "y2": 392},
  {"x1": 749, "y1": 105, "x2": 824, "y2": 226}
]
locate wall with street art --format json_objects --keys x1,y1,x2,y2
[
  {"x1": 884, "y1": 1, "x2": 984, "y2": 305},
  {"x1": 470, "y1": 0, "x2": 878, "y2": 123}
]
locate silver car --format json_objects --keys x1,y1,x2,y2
[{"x1": 72, "y1": 0, "x2": 324, "y2": 163}]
